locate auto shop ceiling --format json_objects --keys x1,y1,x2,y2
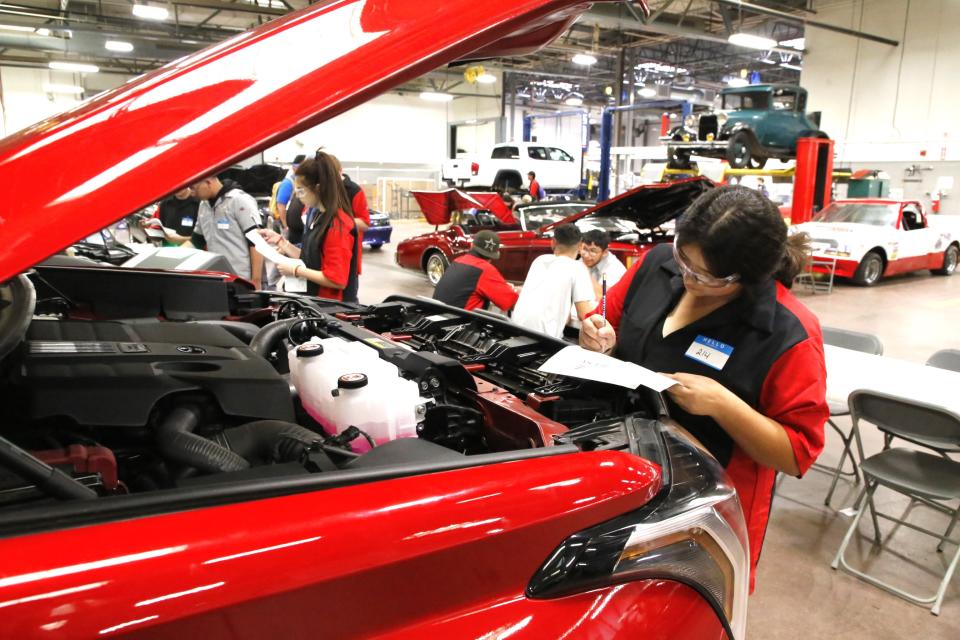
[{"x1": 0, "y1": 1, "x2": 818, "y2": 106}]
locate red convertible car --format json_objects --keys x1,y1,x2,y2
[
  {"x1": 397, "y1": 177, "x2": 715, "y2": 284},
  {"x1": 0, "y1": 1, "x2": 749, "y2": 638}
]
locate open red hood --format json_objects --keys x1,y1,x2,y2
[
  {"x1": 540, "y1": 176, "x2": 716, "y2": 233},
  {"x1": 412, "y1": 189, "x2": 516, "y2": 225},
  {"x1": 0, "y1": 0, "x2": 647, "y2": 282}
]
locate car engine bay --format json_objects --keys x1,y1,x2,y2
[{"x1": 0, "y1": 271, "x2": 662, "y2": 510}]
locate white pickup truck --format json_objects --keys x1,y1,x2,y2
[{"x1": 442, "y1": 142, "x2": 581, "y2": 192}]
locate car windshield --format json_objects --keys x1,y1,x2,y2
[
  {"x1": 520, "y1": 204, "x2": 591, "y2": 230},
  {"x1": 813, "y1": 202, "x2": 900, "y2": 227},
  {"x1": 722, "y1": 91, "x2": 769, "y2": 110}
]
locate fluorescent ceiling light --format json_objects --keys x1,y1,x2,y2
[
  {"x1": 35, "y1": 28, "x2": 50, "y2": 36},
  {"x1": 476, "y1": 72, "x2": 496, "y2": 84},
  {"x1": 564, "y1": 95, "x2": 583, "y2": 106},
  {"x1": 572, "y1": 53, "x2": 597, "y2": 66},
  {"x1": 419, "y1": 91, "x2": 454, "y2": 102},
  {"x1": 43, "y1": 83, "x2": 84, "y2": 94},
  {"x1": 779, "y1": 37, "x2": 805, "y2": 50},
  {"x1": 780, "y1": 63, "x2": 803, "y2": 71},
  {"x1": 105, "y1": 40, "x2": 134, "y2": 53},
  {"x1": 635, "y1": 62, "x2": 687, "y2": 75},
  {"x1": 132, "y1": 4, "x2": 169, "y2": 20},
  {"x1": 638, "y1": 87, "x2": 658, "y2": 98},
  {"x1": 758, "y1": 57, "x2": 777, "y2": 65},
  {"x1": 49, "y1": 61, "x2": 99, "y2": 73},
  {"x1": 726, "y1": 78, "x2": 750, "y2": 88},
  {"x1": 0, "y1": 24, "x2": 37, "y2": 33},
  {"x1": 728, "y1": 33, "x2": 777, "y2": 50}
]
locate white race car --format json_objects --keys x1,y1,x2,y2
[{"x1": 791, "y1": 199, "x2": 960, "y2": 286}]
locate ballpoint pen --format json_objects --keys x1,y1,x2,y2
[{"x1": 601, "y1": 272, "x2": 607, "y2": 321}]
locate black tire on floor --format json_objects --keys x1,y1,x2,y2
[
  {"x1": 852, "y1": 251, "x2": 884, "y2": 286},
  {"x1": 933, "y1": 244, "x2": 959, "y2": 276},
  {"x1": 368, "y1": 243, "x2": 383, "y2": 250}
]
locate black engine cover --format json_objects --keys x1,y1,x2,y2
[{"x1": 17, "y1": 320, "x2": 293, "y2": 426}]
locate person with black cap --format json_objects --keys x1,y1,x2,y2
[{"x1": 433, "y1": 230, "x2": 518, "y2": 312}]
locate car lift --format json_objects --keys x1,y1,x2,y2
[
  {"x1": 598, "y1": 100, "x2": 693, "y2": 202},
  {"x1": 606, "y1": 137, "x2": 843, "y2": 225}
]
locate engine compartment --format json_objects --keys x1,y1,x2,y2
[{"x1": 0, "y1": 272, "x2": 661, "y2": 509}]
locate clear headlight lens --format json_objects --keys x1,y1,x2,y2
[{"x1": 684, "y1": 114, "x2": 698, "y2": 129}]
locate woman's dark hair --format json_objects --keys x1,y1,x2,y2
[
  {"x1": 294, "y1": 151, "x2": 353, "y2": 239},
  {"x1": 675, "y1": 185, "x2": 809, "y2": 286}
]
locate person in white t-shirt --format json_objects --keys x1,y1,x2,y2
[
  {"x1": 513, "y1": 223, "x2": 595, "y2": 338},
  {"x1": 580, "y1": 229, "x2": 627, "y2": 296}
]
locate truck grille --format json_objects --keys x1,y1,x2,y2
[{"x1": 698, "y1": 115, "x2": 718, "y2": 141}]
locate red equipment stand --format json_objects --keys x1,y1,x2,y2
[{"x1": 791, "y1": 137, "x2": 834, "y2": 224}]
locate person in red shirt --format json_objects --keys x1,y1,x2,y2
[
  {"x1": 433, "y1": 230, "x2": 519, "y2": 313},
  {"x1": 580, "y1": 186, "x2": 827, "y2": 592},
  {"x1": 527, "y1": 171, "x2": 542, "y2": 201},
  {"x1": 330, "y1": 155, "x2": 368, "y2": 303},
  {"x1": 260, "y1": 152, "x2": 357, "y2": 300}
]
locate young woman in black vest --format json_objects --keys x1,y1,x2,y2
[
  {"x1": 260, "y1": 152, "x2": 358, "y2": 300},
  {"x1": 580, "y1": 185, "x2": 828, "y2": 591}
]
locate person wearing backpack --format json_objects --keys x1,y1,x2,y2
[{"x1": 527, "y1": 171, "x2": 545, "y2": 201}]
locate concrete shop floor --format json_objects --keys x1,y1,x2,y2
[{"x1": 361, "y1": 220, "x2": 960, "y2": 638}]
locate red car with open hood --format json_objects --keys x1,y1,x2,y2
[
  {"x1": 0, "y1": 1, "x2": 748, "y2": 638},
  {"x1": 396, "y1": 177, "x2": 714, "y2": 284}
]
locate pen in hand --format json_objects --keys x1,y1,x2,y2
[{"x1": 601, "y1": 272, "x2": 607, "y2": 321}]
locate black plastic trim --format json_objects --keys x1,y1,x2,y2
[{"x1": 0, "y1": 444, "x2": 579, "y2": 538}]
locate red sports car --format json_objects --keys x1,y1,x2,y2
[
  {"x1": 0, "y1": 1, "x2": 748, "y2": 638},
  {"x1": 396, "y1": 177, "x2": 715, "y2": 284}
]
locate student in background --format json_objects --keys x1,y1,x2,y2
[
  {"x1": 433, "y1": 230, "x2": 518, "y2": 313},
  {"x1": 512, "y1": 223, "x2": 594, "y2": 338},
  {"x1": 579, "y1": 229, "x2": 626, "y2": 297}
]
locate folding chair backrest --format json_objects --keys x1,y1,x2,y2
[
  {"x1": 926, "y1": 349, "x2": 960, "y2": 373},
  {"x1": 822, "y1": 326, "x2": 884, "y2": 355},
  {"x1": 849, "y1": 390, "x2": 960, "y2": 452}
]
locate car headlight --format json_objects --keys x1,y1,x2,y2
[
  {"x1": 684, "y1": 114, "x2": 698, "y2": 129},
  {"x1": 529, "y1": 420, "x2": 749, "y2": 639},
  {"x1": 717, "y1": 111, "x2": 729, "y2": 126}
]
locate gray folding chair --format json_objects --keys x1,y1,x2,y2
[
  {"x1": 831, "y1": 390, "x2": 960, "y2": 615},
  {"x1": 927, "y1": 349, "x2": 960, "y2": 374},
  {"x1": 816, "y1": 327, "x2": 884, "y2": 507}
]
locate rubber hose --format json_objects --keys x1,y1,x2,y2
[
  {"x1": 249, "y1": 318, "x2": 305, "y2": 358},
  {"x1": 223, "y1": 420, "x2": 324, "y2": 464},
  {"x1": 156, "y1": 406, "x2": 250, "y2": 473}
]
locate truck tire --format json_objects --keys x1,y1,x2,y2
[
  {"x1": 933, "y1": 244, "x2": 959, "y2": 276},
  {"x1": 727, "y1": 131, "x2": 767, "y2": 169},
  {"x1": 852, "y1": 251, "x2": 884, "y2": 286},
  {"x1": 493, "y1": 171, "x2": 522, "y2": 191}
]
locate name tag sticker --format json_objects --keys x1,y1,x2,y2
[
  {"x1": 685, "y1": 335, "x2": 733, "y2": 371},
  {"x1": 181, "y1": 216, "x2": 194, "y2": 228},
  {"x1": 216, "y1": 218, "x2": 230, "y2": 230}
]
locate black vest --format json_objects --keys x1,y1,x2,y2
[{"x1": 616, "y1": 245, "x2": 807, "y2": 466}]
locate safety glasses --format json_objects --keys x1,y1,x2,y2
[{"x1": 671, "y1": 238, "x2": 740, "y2": 288}]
